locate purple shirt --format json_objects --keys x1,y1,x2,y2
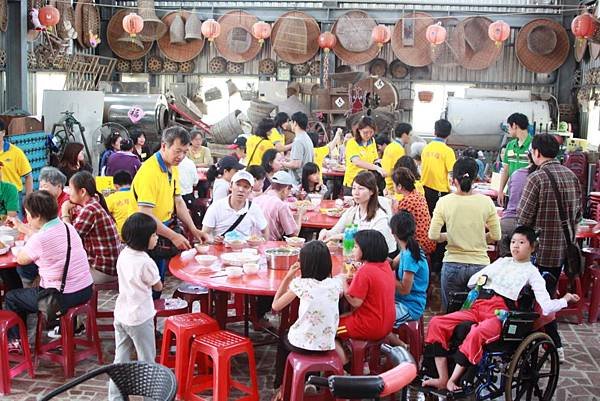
[
  {"x1": 106, "y1": 152, "x2": 141, "y2": 178},
  {"x1": 503, "y1": 167, "x2": 528, "y2": 219}
]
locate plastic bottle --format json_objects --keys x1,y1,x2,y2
[
  {"x1": 495, "y1": 309, "x2": 510, "y2": 322},
  {"x1": 461, "y1": 275, "x2": 488, "y2": 310},
  {"x1": 343, "y1": 224, "x2": 354, "y2": 258}
]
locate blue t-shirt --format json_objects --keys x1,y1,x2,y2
[{"x1": 395, "y1": 249, "x2": 429, "y2": 321}]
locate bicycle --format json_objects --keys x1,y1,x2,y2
[{"x1": 49, "y1": 111, "x2": 92, "y2": 163}]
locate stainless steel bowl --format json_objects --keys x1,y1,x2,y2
[{"x1": 265, "y1": 247, "x2": 300, "y2": 270}]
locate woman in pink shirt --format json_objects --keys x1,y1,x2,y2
[{"x1": 5, "y1": 190, "x2": 93, "y2": 351}]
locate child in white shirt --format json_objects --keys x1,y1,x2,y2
[
  {"x1": 271, "y1": 241, "x2": 344, "y2": 400},
  {"x1": 108, "y1": 213, "x2": 162, "y2": 401}
]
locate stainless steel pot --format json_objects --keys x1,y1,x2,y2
[{"x1": 265, "y1": 247, "x2": 300, "y2": 270}]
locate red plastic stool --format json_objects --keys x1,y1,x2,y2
[
  {"x1": 393, "y1": 317, "x2": 424, "y2": 367},
  {"x1": 154, "y1": 298, "x2": 189, "y2": 327},
  {"x1": 34, "y1": 300, "x2": 103, "y2": 378},
  {"x1": 347, "y1": 338, "x2": 385, "y2": 375},
  {"x1": 281, "y1": 350, "x2": 344, "y2": 401},
  {"x1": 585, "y1": 267, "x2": 600, "y2": 323},
  {"x1": 185, "y1": 330, "x2": 259, "y2": 401},
  {"x1": 159, "y1": 312, "x2": 219, "y2": 399},
  {"x1": 91, "y1": 281, "x2": 119, "y2": 332},
  {"x1": 173, "y1": 283, "x2": 210, "y2": 314},
  {"x1": 0, "y1": 282, "x2": 5, "y2": 309},
  {"x1": 556, "y1": 274, "x2": 585, "y2": 324},
  {"x1": 0, "y1": 311, "x2": 34, "y2": 394}
]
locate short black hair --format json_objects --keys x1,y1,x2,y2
[
  {"x1": 122, "y1": 212, "x2": 157, "y2": 251},
  {"x1": 291, "y1": 112, "x2": 308, "y2": 130},
  {"x1": 354, "y1": 229, "x2": 389, "y2": 262},
  {"x1": 261, "y1": 149, "x2": 279, "y2": 173},
  {"x1": 434, "y1": 119, "x2": 452, "y2": 138},
  {"x1": 392, "y1": 167, "x2": 415, "y2": 192},
  {"x1": 113, "y1": 170, "x2": 133, "y2": 186},
  {"x1": 507, "y1": 113, "x2": 529, "y2": 130},
  {"x1": 24, "y1": 190, "x2": 58, "y2": 222},
  {"x1": 120, "y1": 138, "x2": 134, "y2": 151},
  {"x1": 255, "y1": 118, "x2": 275, "y2": 139},
  {"x1": 299, "y1": 240, "x2": 332, "y2": 281},
  {"x1": 394, "y1": 123, "x2": 412, "y2": 138},
  {"x1": 393, "y1": 155, "x2": 420, "y2": 180},
  {"x1": 462, "y1": 148, "x2": 478, "y2": 159},
  {"x1": 274, "y1": 112, "x2": 289, "y2": 128},
  {"x1": 375, "y1": 134, "x2": 390, "y2": 147},
  {"x1": 307, "y1": 131, "x2": 319, "y2": 147},
  {"x1": 531, "y1": 133, "x2": 559, "y2": 159},
  {"x1": 511, "y1": 225, "x2": 538, "y2": 247},
  {"x1": 246, "y1": 165, "x2": 266, "y2": 181}
]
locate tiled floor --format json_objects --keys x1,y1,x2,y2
[{"x1": 3, "y1": 276, "x2": 600, "y2": 401}]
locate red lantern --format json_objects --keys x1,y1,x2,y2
[
  {"x1": 371, "y1": 24, "x2": 391, "y2": 49},
  {"x1": 572, "y1": 13, "x2": 595, "y2": 39},
  {"x1": 38, "y1": 5, "x2": 60, "y2": 29},
  {"x1": 122, "y1": 12, "x2": 144, "y2": 38},
  {"x1": 488, "y1": 20, "x2": 510, "y2": 47},
  {"x1": 318, "y1": 31, "x2": 336, "y2": 53},
  {"x1": 425, "y1": 22, "x2": 447, "y2": 46},
  {"x1": 252, "y1": 21, "x2": 271, "y2": 45},
  {"x1": 201, "y1": 19, "x2": 221, "y2": 42}
]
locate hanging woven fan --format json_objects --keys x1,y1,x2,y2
[
  {"x1": 273, "y1": 14, "x2": 308, "y2": 55},
  {"x1": 271, "y1": 11, "x2": 320, "y2": 65},
  {"x1": 336, "y1": 11, "x2": 376, "y2": 52},
  {"x1": 214, "y1": 10, "x2": 261, "y2": 63}
]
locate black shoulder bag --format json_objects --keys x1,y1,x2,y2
[
  {"x1": 223, "y1": 201, "x2": 252, "y2": 236},
  {"x1": 37, "y1": 223, "x2": 71, "y2": 323},
  {"x1": 133, "y1": 173, "x2": 184, "y2": 260},
  {"x1": 543, "y1": 169, "x2": 584, "y2": 278}
]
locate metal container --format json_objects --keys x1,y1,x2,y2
[
  {"x1": 265, "y1": 247, "x2": 300, "y2": 270},
  {"x1": 103, "y1": 94, "x2": 170, "y2": 145}
]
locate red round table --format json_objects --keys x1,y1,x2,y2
[
  {"x1": 300, "y1": 200, "x2": 343, "y2": 230},
  {"x1": 0, "y1": 252, "x2": 17, "y2": 270},
  {"x1": 169, "y1": 241, "x2": 344, "y2": 330}
]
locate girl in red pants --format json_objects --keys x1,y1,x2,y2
[{"x1": 423, "y1": 226, "x2": 580, "y2": 392}]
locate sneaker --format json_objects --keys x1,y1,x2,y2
[
  {"x1": 48, "y1": 323, "x2": 85, "y2": 339},
  {"x1": 7, "y1": 339, "x2": 22, "y2": 354},
  {"x1": 557, "y1": 347, "x2": 565, "y2": 364}
]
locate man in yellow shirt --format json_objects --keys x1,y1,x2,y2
[
  {"x1": 132, "y1": 126, "x2": 208, "y2": 297},
  {"x1": 106, "y1": 170, "x2": 137, "y2": 237},
  {"x1": 420, "y1": 119, "x2": 456, "y2": 215},
  {"x1": 381, "y1": 123, "x2": 412, "y2": 195},
  {"x1": 0, "y1": 121, "x2": 33, "y2": 196}
]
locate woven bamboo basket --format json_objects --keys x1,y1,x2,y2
[{"x1": 211, "y1": 111, "x2": 244, "y2": 144}]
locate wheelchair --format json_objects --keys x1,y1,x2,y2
[{"x1": 414, "y1": 288, "x2": 560, "y2": 401}]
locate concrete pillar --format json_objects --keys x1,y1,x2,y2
[{"x1": 6, "y1": 0, "x2": 27, "y2": 110}]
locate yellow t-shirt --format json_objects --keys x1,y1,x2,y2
[
  {"x1": 106, "y1": 188, "x2": 138, "y2": 237},
  {"x1": 381, "y1": 140, "x2": 405, "y2": 194},
  {"x1": 420, "y1": 140, "x2": 456, "y2": 193},
  {"x1": 246, "y1": 134, "x2": 274, "y2": 166},
  {"x1": 343, "y1": 138, "x2": 378, "y2": 187},
  {"x1": 0, "y1": 143, "x2": 32, "y2": 191},
  {"x1": 428, "y1": 193, "x2": 501, "y2": 265},
  {"x1": 131, "y1": 153, "x2": 181, "y2": 222},
  {"x1": 314, "y1": 146, "x2": 329, "y2": 180},
  {"x1": 268, "y1": 128, "x2": 285, "y2": 147}
]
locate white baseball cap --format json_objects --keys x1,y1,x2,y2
[
  {"x1": 271, "y1": 171, "x2": 295, "y2": 186},
  {"x1": 231, "y1": 170, "x2": 255, "y2": 186}
]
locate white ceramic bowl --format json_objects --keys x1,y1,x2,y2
[
  {"x1": 220, "y1": 252, "x2": 261, "y2": 266},
  {"x1": 0, "y1": 235, "x2": 15, "y2": 247},
  {"x1": 285, "y1": 237, "x2": 305, "y2": 248},
  {"x1": 195, "y1": 244, "x2": 210, "y2": 254},
  {"x1": 242, "y1": 248, "x2": 258, "y2": 255},
  {"x1": 226, "y1": 265, "x2": 243, "y2": 278},
  {"x1": 195, "y1": 254, "x2": 218, "y2": 267},
  {"x1": 0, "y1": 245, "x2": 10, "y2": 255},
  {"x1": 243, "y1": 263, "x2": 259, "y2": 275}
]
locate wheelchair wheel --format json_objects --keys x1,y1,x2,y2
[{"x1": 504, "y1": 332, "x2": 559, "y2": 401}]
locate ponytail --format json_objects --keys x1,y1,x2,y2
[
  {"x1": 390, "y1": 210, "x2": 423, "y2": 262},
  {"x1": 452, "y1": 157, "x2": 478, "y2": 193},
  {"x1": 206, "y1": 163, "x2": 223, "y2": 184},
  {"x1": 70, "y1": 171, "x2": 110, "y2": 214},
  {"x1": 406, "y1": 236, "x2": 423, "y2": 263}
]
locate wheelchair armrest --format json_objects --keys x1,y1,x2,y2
[{"x1": 506, "y1": 311, "x2": 539, "y2": 321}]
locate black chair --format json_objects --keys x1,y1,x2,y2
[{"x1": 39, "y1": 361, "x2": 177, "y2": 401}]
